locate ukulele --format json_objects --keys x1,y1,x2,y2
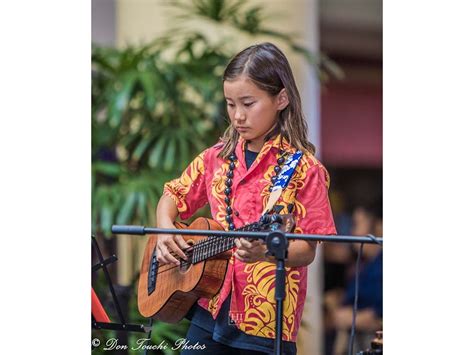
[{"x1": 137, "y1": 214, "x2": 295, "y2": 323}]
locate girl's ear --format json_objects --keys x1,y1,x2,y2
[{"x1": 276, "y1": 88, "x2": 289, "y2": 111}]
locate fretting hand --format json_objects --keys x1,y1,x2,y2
[{"x1": 234, "y1": 238, "x2": 268, "y2": 263}]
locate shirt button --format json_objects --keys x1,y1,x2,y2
[{"x1": 235, "y1": 211, "x2": 240, "y2": 217}]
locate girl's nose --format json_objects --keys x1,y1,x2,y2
[{"x1": 234, "y1": 108, "x2": 245, "y2": 121}]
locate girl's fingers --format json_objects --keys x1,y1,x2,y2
[
  {"x1": 174, "y1": 234, "x2": 190, "y2": 252},
  {"x1": 239, "y1": 238, "x2": 253, "y2": 248},
  {"x1": 158, "y1": 242, "x2": 180, "y2": 265},
  {"x1": 234, "y1": 238, "x2": 241, "y2": 248},
  {"x1": 167, "y1": 236, "x2": 188, "y2": 260},
  {"x1": 156, "y1": 241, "x2": 176, "y2": 265}
]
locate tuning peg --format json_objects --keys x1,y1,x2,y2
[
  {"x1": 259, "y1": 214, "x2": 272, "y2": 225},
  {"x1": 272, "y1": 205, "x2": 284, "y2": 214},
  {"x1": 270, "y1": 215, "x2": 283, "y2": 224}
]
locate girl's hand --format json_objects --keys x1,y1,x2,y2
[
  {"x1": 155, "y1": 229, "x2": 189, "y2": 266},
  {"x1": 234, "y1": 238, "x2": 268, "y2": 263}
]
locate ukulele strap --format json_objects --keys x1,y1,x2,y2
[{"x1": 262, "y1": 150, "x2": 303, "y2": 215}]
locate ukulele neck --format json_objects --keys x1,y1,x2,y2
[{"x1": 191, "y1": 222, "x2": 261, "y2": 264}]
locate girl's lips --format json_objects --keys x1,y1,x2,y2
[{"x1": 236, "y1": 127, "x2": 250, "y2": 131}]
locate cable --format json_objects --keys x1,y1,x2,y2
[{"x1": 348, "y1": 242, "x2": 364, "y2": 355}]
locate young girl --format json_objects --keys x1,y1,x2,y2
[{"x1": 155, "y1": 42, "x2": 336, "y2": 354}]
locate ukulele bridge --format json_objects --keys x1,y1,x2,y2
[{"x1": 147, "y1": 249, "x2": 158, "y2": 295}]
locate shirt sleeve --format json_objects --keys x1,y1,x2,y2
[
  {"x1": 163, "y1": 149, "x2": 209, "y2": 220},
  {"x1": 293, "y1": 163, "x2": 337, "y2": 235}
]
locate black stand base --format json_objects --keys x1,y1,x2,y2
[
  {"x1": 92, "y1": 235, "x2": 153, "y2": 350},
  {"x1": 92, "y1": 321, "x2": 151, "y2": 333}
]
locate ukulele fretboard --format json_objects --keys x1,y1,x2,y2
[{"x1": 191, "y1": 222, "x2": 262, "y2": 263}]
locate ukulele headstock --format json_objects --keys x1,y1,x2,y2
[{"x1": 258, "y1": 213, "x2": 295, "y2": 233}]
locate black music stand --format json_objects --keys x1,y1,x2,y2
[
  {"x1": 111, "y1": 223, "x2": 383, "y2": 355},
  {"x1": 91, "y1": 235, "x2": 152, "y2": 352}
]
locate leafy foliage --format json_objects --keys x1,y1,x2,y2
[{"x1": 92, "y1": 37, "x2": 226, "y2": 236}]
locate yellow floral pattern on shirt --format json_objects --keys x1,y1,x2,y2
[
  {"x1": 163, "y1": 150, "x2": 206, "y2": 213},
  {"x1": 238, "y1": 262, "x2": 301, "y2": 340}
]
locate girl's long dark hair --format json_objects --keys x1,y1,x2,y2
[{"x1": 218, "y1": 42, "x2": 315, "y2": 158}]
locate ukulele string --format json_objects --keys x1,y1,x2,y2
[
  {"x1": 155, "y1": 263, "x2": 180, "y2": 275},
  {"x1": 179, "y1": 221, "x2": 263, "y2": 253},
  {"x1": 162, "y1": 222, "x2": 260, "y2": 258},
  {"x1": 153, "y1": 239, "x2": 230, "y2": 276},
  {"x1": 157, "y1": 237, "x2": 235, "y2": 270},
  {"x1": 154, "y1": 254, "x2": 205, "y2": 275},
  {"x1": 153, "y1": 222, "x2": 266, "y2": 276}
]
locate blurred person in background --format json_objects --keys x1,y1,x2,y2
[
  {"x1": 325, "y1": 190, "x2": 353, "y2": 290},
  {"x1": 323, "y1": 190, "x2": 353, "y2": 354},
  {"x1": 324, "y1": 202, "x2": 382, "y2": 355}
]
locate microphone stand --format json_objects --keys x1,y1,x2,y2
[{"x1": 111, "y1": 224, "x2": 382, "y2": 355}]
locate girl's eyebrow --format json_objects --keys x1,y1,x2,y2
[{"x1": 225, "y1": 95, "x2": 255, "y2": 100}]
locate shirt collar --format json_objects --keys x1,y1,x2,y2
[{"x1": 235, "y1": 134, "x2": 298, "y2": 172}]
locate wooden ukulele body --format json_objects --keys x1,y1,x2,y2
[{"x1": 137, "y1": 217, "x2": 232, "y2": 323}]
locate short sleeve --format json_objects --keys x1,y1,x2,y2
[
  {"x1": 163, "y1": 149, "x2": 209, "y2": 220},
  {"x1": 294, "y1": 163, "x2": 337, "y2": 235}
]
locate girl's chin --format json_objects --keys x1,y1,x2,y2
[{"x1": 237, "y1": 132, "x2": 254, "y2": 139}]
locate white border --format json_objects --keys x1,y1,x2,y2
[{"x1": 1, "y1": 1, "x2": 90, "y2": 353}]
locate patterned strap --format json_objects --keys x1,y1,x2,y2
[
  {"x1": 262, "y1": 151, "x2": 303, "y2": 215},
  {"x1": 271, "y1": 151, "x2": 303, "y2": 192}
]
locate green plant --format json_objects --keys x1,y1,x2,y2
[{"x1": 91, "y1": 37, "x2": 228, "y2": 237}]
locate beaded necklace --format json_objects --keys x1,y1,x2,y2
[{"x1": 223, "y1": 145, "x2": 288, "y2": 230}]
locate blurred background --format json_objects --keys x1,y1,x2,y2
[{"x1": 91, "y1": 1, "x2": 382, "y2": 354}]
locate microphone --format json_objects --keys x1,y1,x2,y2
[{"x1": 111, "y1": 225, "x2": 146, "y2": 235}]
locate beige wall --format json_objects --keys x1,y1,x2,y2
[{"x1": 116, "y1": 1, "x2": 323, "y2": 354}]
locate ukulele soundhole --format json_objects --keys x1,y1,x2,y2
[{"x1": 179, "y1": 259, "x2": 191, "y2": 272}]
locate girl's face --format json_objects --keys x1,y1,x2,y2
[{"x1": 224, "y1": 76, "x2": 288, "y2": 152}]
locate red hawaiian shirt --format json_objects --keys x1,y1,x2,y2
[{"x1": 163, "y1": 134, "x2": 336, "y2": 342}]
